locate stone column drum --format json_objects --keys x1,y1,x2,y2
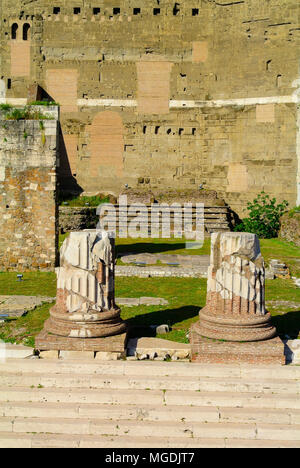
[
  {"x1": 36, "y1": 230, "x2": 127, "y2": 353},
  {"x1": 190, "y1": 232, "x2": 285, "y2": 364}
]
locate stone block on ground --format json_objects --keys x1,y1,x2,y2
[
  {"x1": 39, "y1": 350, "x2": 60, "y2": 360},
  {"x1": 150, "y1": 324, "x2": 170, "y2": 334},
  {"x1": 0, "y1": 296, "x2": 55, "y2": 318},
  {"x1": 127, "y1": 337, "x2": 191, "y2": 360},
  {"x1": 0, "y1": 343, "x2": 35, "y2": 359},
  {"x1": 59, "y1": 350, "x2": 95, "y2": 360},
  {"x1": 285, "y1": 340, "x2": 300, "y2": 364},
  {"x1": 94, "y1": 352, "x2": 121, "y2": 361}
]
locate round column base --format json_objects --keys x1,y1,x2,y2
[{"x1": 196, "y1": 308, "x2": 277, "y2": 342}]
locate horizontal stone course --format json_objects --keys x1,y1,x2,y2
[{"x1": 0, "y1": 359, "x2": 300, "y2": 447}]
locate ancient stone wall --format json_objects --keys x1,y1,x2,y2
[
  {"x1": 0, "y1": 0, "x2": 299, "y2": 216},
  {"x1": 0, "y1": 118, "x2": 59, "y2": 271}
]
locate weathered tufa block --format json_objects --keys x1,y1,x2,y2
[
  {"x1": 36, "y1": 230, "x2": 127, "y2": 354},
  {"x1": 191, "y1": 232, "x2": 285, "y2": 364}
]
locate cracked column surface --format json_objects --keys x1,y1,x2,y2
[
  {"x1": 36, "y1": 230, "x2": 127, "y2": 350},
  {"x1": 193, "y1": 232, "x2": 277, "y2": 342}
]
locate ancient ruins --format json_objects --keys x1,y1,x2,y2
[
  {"x1": 191, "y1": 232, "x2": 285, "y2": 364},
  {"x1": 0, "y1": 0, "x2": 299, "y2": 220},
  {"x1": 36, "y1": 230, "x2": 127, "y2": 354}
]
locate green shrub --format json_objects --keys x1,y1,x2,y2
[
  {"x1": 28, "y1": 100, "x2": 60, "y2": 107},
  {"x1": 59, "y1": 194, "x2": 110, "y2": 207},
  {"x1": 234, "y1": 191, "x2": 289, "y2": 239},
  {"x1": 4, "y1": 106, "x2": 54, "y2": 121},
  {"x1": 0, "y1": 104, "x2": 13, "y2": 112}
]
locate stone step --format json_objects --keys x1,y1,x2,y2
[
  {"x1": 2, "y1": 431, "x2": 300, "y2": 448},
  {"x1": 1, "y1": 359, "x2": 300, "y2": 380},
  {"x1": 0, "y1": 417, "x2": 252, "y2": 439},
  {"x1": 1, "y1": 416, "x2": 300, "y2": 441},
  {"x1": 1, "y1": 401, "x2": 299, "y2": 425},
  {"x1": 0, "y1": 371, "x2": 299, "y2": 394},
  {"x1": 1, "y1": 431, "x2": 300, "y2": 448},
  {"x1": 0, "y1": 386, "x2": 300, "y2": 410}
]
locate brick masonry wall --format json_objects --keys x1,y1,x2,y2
[
  {"x1": 0, "y1": 0, "x2": 299, "y2": 216},
  {"x1": 0, "y1": 119, "x2": 59, "y2": 271}
]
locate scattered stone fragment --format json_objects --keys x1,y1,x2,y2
[
  {"x1": 269, "y1": 259, "x2": 290, "y2": 279},
  {"x1": 59, "y1": 350, "x2": 95, "y2": 360},
  {"x1": 285, "y1": 340, "x2": 300, "y2": 364},
  {"x1": 126, "y1": 337, "x2": 191, "y2": 361},
  {"x1": 0, "y1": 342, "x2": 35, "y2": 359},
  {"x1": 150, "y1": 324, "x2": 170, "y2": 334}
]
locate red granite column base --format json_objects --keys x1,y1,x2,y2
[{"x1": 190, "y1": 323, "x2": 285, "y2": 365}]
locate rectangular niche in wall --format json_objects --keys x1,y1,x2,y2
[
  {"x1": 46, "y1": 69, "x2": 78, "y2": 113},
  {"x1": 136, "y1": 60, "x2": 173, "y2": 115}
]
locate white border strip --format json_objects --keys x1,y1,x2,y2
[
  {"x1": 170, "y1": 95, "x2": 298, "y2": 108},
  {"x1": 77, "y1": 99, "x2": 137, "y2": 107},
  {"x1": 1, "y1": 95, "x2": 298, "y2": 109},
  {"x1": 75, "y1": 95, "x2": 298, "y2": 109},
  {"x1": 0, "y1": 98, "x2": 28, "y2": 105}
]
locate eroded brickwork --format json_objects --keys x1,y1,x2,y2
[
  {"x1": 0, "y1": 120, "x2": 59, "y2": 271},
  {"x1": 0, "y1": 1, "x2": 299, "y2": 215}
]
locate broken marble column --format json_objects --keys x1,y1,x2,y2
[
  {"x1": 190, "y1": 232, "x2": 285, "y2": 364},
  {"x1": 195, "y1": 232, "x2": 277, "y2": 342},
  {"x1": 36, "y1": 230, "x2": 127, "y2": 352}
]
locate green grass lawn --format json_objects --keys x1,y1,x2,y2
[
  {"x1": 0, "y1": 236, "x2": 299, "y2": 347},
  {"x1": 0, "y1": 273, "x2": 299, "y2": 347}
]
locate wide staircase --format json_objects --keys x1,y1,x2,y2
[{"x1": 0, "y1": 359, "x2": 300, "y2": 448}]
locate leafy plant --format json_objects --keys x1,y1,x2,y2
[
  {"x1": 28, "y1": 100, "x2": 60, "y2": 107},
  {"x1": 0, "y1": 104, "x2": 12, "y2": 112},
  {"x1": 234, "y1": 191, "x2": 289, "y2": 239},
  {"x1": 3, "y1": 105, "x2": 55, "y2": 121},
  {"x1": 59, "y1": 194, "x2": 111, "y2": 207}
]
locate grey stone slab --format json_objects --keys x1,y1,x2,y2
[
  {"x1": 0, "y1": 296, "x2": 55, "y2": 318},
  {"x1": 116, "y1": 297, "x2": 169, "y2": 307},
  {"x1": 116, "y1": 298, "x2": 140, "y2": 306}
]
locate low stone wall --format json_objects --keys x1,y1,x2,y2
[{"x1": 59, "y1": 204, "x2": 231, "y2": 234}]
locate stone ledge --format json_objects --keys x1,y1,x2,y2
[{"x1": 35, "y1": 329, "x2": 127, "y2": 355}]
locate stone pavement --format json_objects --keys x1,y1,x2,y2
[
  {"x1": 0, "y1": 296, "x2": 55, "y2": 318},
  {"x1": 120, "y1": 253, "x2": 210, "y2": 267},
  {"x1": 116, "y1": 265, "x2": 208, "y2": 278},
  {"x1": 117, "y1": 254, "x2": 210, "y2": 278}
]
